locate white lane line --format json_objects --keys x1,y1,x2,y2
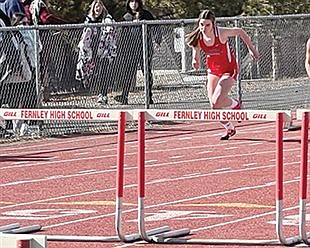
[
  {"x1": 0, "y1": 148, "x2": 299, "y2": 187},
  {"x1": 183, "y1": 173, "x2": 201, "y2": 177},
  {"x1": 74, "y1": 152, "x2": 90, "y2": 156},
  {"x1": 0, "y1": 160, "x2": 301, "y2": 211},
  {"x1": 42, "y1": 176, "x2": 302, "y2": 229},
  {"x1": 0, "y1": 136, "x2": 118, "y2": 153},
  {"x1": 0, "y1": 121, "x2": 212, "y2": 152},
  {"x1": 145, "y1": 160, "x2": 158, "y2": 163},
  {"x1": 0, "y1": 122, "x2": 276, "y2": 157},
  {"x1": 13, "y1": 161, "x2": 30, "y2": 165},
  {"x1": 1, "y1": 140, "x2": 276, "y2": 171},
  {"x1": 243, "y1": 163, "x2": 257, "y2": 167},
  {"x1": 248, "y1": 142, "x2": 264, "y2": 146},
  {"x1": 170, "y1": 155, "x2": 184, "y2": 159},
  {"x1": 198, "y1": 151, "x2": 211, "y2": 154},
  {"x1": 191, "y1": 201, "x2": 304, "y2": 232},
  {"x1": 178, "y1": 137, "x2": 192, "y2": 140},
  {"x1": 213, "y1": 168, "x2": 231, "y2": 172},
  {"x1": 78, "y1": 170, "x2": 97, "y2": 174},
  {"x1": 224, "y1": 147, "x2": 238, "y2": 150},
  {"x1": 153, "y1": 141, "x2": 167, "y2": 144}
]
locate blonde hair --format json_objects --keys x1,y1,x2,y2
[
  {"x1": 185, "y1": 10, "x2": 216, "y2": 47},
  {"x1": 89, "y1": 0, "x2": 108, "y2": 20},
  {"x1": 11, "y1": 12, "x2": 28, "y2": 26}
]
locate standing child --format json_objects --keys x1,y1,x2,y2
[
  {"x1": 186, "y1": 10, "x2": 260, "y2": 140},
  {"x1": 76, "y1": 0, "x2": 117, "y2": 105}
]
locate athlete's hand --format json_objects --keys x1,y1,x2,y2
[{"x1": 192, "y1": 59, "x2": 200, "y2": 70}]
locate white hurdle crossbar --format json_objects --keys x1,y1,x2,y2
[{"x1": 134, "y1": 109, "x2": 302, "y2": 245}]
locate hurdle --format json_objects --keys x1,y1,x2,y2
[
  {"x1": 135, "y1": 109, "x2": 301, "y2": 245},
  {"x1": 296, "y1": 109, "x2": 310, "y2": 245},
  {"x1": 0, "y1": 108, "x2": 178, "y2": 244},
  {"x1": 115, "y1": 111, "x2": 173, "y2": 242}
]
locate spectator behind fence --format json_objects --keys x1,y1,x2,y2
[
  {"x1": 76, "y1": 0, "x2": 117, "y2": 105},
  {"x1": 114, "y1": 0, "x2": 161, "y2": 105},
  {"x1": 0, "y1": 0, "x2": 25, "y2": 19},
  {"x1": 186, "y1": 9, "x2": 260, "y2": 140},
  {"x1": 12, "y1": 12, "x2": 39, "y2": 135},
  {"x1": 0, "y1": 8, "x2": 14, "y2": 137},
  {"x1": 0, "y1": 12, "x2": 39, "y2": 135},
  {"x1": 22, "y1": 0, "x2": 68, "y2": 25},
  {"x1": 306, "y1": 38, "x2": 310, "y2": 78},
  {"x1": 22, "y1": 0, "x2": 70, "y2": 102}
]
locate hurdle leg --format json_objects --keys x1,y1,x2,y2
[
  {"x1": 275, "y1": 113, "x2": 301, "y2": 245},
  {"x1": 137, "y1": 112, "x2": 190, "y2": 243},
  {"x1": 299, "y1": 112, "x2": 310, "y2": 245},
  {"x1": 115, "y1": 112, "x2": 170, "y2": 242}
]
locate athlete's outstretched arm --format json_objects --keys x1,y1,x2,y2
[
  {"x1": 221, "y1": 27, "x2": 260, "y2": 60},
  {"x1": 305, "y1": 39, "x2": 310, "y2": 78},
  {"x1": 192, "y1": 46, "x2": 201, "y2": 70}
]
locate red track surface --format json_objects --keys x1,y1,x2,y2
[{"x1": 0, "y1": 120, "x2": 308, "y2": 248}]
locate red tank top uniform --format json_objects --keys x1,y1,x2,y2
[{"x1": 199, "y1": 27, "x2": 238, "y2": 80}]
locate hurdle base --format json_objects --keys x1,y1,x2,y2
[
  {"x1": 48, "y1": 226, "x2": 172, "y2": 243},
  {"x1": 124, "y1": 225, "x2": 171, "y2": 242},
  {"x1": 151, "y1": 228, "x2": 191, "y2": 242},
  {"x1": 301, "y1": 232, "x2": 310, "y2": 245},
  {"x1": 162, "y1": 238, "x2": 283, "y2": 245},
  {"x1": 47, "y1": 235, "x2": 120, "y2": 242},
  {"x1": 283, "y1": 124, "x2": 301, "y2": 132},
  {"x1": 3, "y1": 225, "x2": 42, "y2": 234},
  {"x1": 279, "y1": 236, "x2": 301, "y2": 246},
  {"x1": 0, "y1": 223, "x2": 21, "y2": 232},
  {"x1": 0, "y1": 233, "x2": 46, "y2": 248}
]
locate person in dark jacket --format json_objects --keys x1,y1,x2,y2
[
  {"x1": 114, "y1": 0, "x2": 161, "y2": 105},
  {"x1": 0, "y1": 8, "x2": 10, "y2": 25}
]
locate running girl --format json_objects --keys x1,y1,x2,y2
[{"x1": 186, "y1": 10, "x2": 260, "y2": 140}]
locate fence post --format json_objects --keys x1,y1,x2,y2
[{"x1": 234, "y1": 19, "x2": 242, "y2": 102}]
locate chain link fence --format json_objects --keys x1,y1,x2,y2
[{"x1": 0, "y1": 14, "x2": 309, "y2": 140}]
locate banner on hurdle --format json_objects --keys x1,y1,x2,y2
[
  {"x1": 0, "y1": 108, "x2": 292, "y2": 123},
  {"x1": 296, "y1": 109, "x2": 310, "y2": 121},
  {"x1": 0, "y1": 108, "x2": 133, "y2": 121},
  {"x1": 131, "y1": 109, "x2": 291, "y2": 122}
]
